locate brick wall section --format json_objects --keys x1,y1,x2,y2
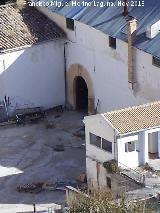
[{"x1": 128, "y1": 19, "x2": 137, "y2": 88}]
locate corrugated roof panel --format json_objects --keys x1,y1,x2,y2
[{"x1": 41, "y1": 0, "x2": 160, "y2": 57}]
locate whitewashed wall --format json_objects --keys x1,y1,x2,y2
[
  {"x1": 84, "y1": 114, "x2": 115, "y2": 162},
  {"x1": 38, "y1": 7, "x2": 160, "y2": 113},
  {"x1": 117, "y1": 134, "x2": 139, "y2": 168},
  {"x1": 84, "y1": 114, "x2": 115, "y2": 188},
  {"x1": 0, "y1": 41, "x2": 65, "y2": 111}
]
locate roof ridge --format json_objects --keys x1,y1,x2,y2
[{"x1": 104, "y1": 100, "x2": 160, "y2": 115}]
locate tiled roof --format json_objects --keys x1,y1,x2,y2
[
  {"x1": 104, "y1": 101, "x2": 160, "y2": 135},
  {"x1": 0, "y1": 4, "x2": 65, "y2": 52}
]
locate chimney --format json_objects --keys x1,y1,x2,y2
[
  {"x1": 123, "y1": 0, "x2": 128, "y2": 16},
  {"x1": 16, "y1": 0, "x2": 27, "y2": 9},
  {"x1": 128, "y1": 18, "x2": 137, "y2": 89}
]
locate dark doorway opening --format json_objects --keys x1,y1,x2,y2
[
  {"x1": 75, "y1": 76, "x2": 88, "y2": 111},
  {"x1": 106, "y1": 177, "x2": 111, "y2": 189}
]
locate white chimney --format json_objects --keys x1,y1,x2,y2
[{"x1": 146, "y1": 20, "x2": 160, "y2": 39}]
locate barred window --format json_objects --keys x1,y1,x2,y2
[
  {"x1": 102, "y1": 138, "x2": 112, "y2": 153},
  {"x1": 125, "y1": 141, "x2": 137, "y2": 152},
  {"x1": 153, "y1": 56, "x2": 160, "y2": 68},
  {"x1": 66, "y1": 18, "x2": 74, "y2": 31},
  {"x1": 90, "y1": 133, "x2": 112, "y2": 153},
  {"x1": 90, "y1": 133, "x2": 101, "y2": 148},
  {"x1": 109, "y1": 36, "x2": 116, "y2": 49}
]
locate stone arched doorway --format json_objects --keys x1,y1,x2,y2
[{"x1": 67, "y1": 64, "x2": 95, "y2": 114}]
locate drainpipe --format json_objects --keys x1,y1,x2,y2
[
  {"x1": 4, "y1": 96, "x2": 9, "y2": 122},
  {"x1": 64, "y1": 43, "x2": 68, "y2": 107},
  {"x1": 114, "y1": 129, "x2": 117, "y2": 161},
  {"x1": 127, "y1": 18, "x2": 137, "y2": 89}
]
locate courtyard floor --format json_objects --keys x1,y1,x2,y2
[{"x1": 0, "y1": 110, "x2": 86, "y2": 213}]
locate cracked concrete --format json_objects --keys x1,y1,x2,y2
[{"x1": 0, "y1": 110, "x2": 86, "y2": 213}]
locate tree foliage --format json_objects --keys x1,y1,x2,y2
[{"x1": 68, "y1": 189, "x2": 155, "y2": 213}]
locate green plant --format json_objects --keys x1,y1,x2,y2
[
  {"x1": 68, "y1": 189, "x2": 155, "y2": 213},
  {"x1": 144, "y1": 163, "x2": 155, "y2": 172},
  {"x1": 103, "y1": 160, "x2": 119, "y2": 173}
]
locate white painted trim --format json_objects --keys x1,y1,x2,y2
[
  {"x1": 119, "y1": 135, "x2": 138, "y2": 143},
  {"x1": 118, "y1": 125, "x2": 160, "y2": 137},
  {"x1": 145, "y1": 127, "x2": 160, "y2": 134},
  {"x1": 144, "y1": 131, "x2": 149, "y2": 163}
]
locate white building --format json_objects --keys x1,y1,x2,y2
[
  {"x1": 35, "y1": 0, "x2": 160, "y2": 115},
  {"x1": 84, "y1": 101, "x2": 160, "y2": 189},
  {"x1": 1, "y1": 1, "x2": 160, "y2": 117},
  {"x1": 1, "y1": 1, "x2": 160, "y2": 119},
  {"x1": 0, "y1": 4, "x2": 65, "y2": 116}
]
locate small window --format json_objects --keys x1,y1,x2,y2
[
  {"x1": 109, "y1": 36, "x2": 116, "y2": 49},
  {"x1": 125, "y1": 141, "x2": 137, "y2": 152},
  {"x1": 152, "y1": 56, "x2": 160, "y2": 67},
  {"x1": 66, "y1": 18, "x2": 74, "y2": 30},
  {"x1": 102, "y1": 138, "x2": 112, "y2": 153},
  {"x1": 106, "y1": 177, "x2": 111, "y2": 189},
  {"x1": 90, "y1": 133, "x2": 101, "y2": 148}
]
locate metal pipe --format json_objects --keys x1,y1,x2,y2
[{"x1": 64, "y1": 42, "x2": 68, "y2": 107}]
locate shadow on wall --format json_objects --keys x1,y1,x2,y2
[
  {"x1": 0, "y1": 4, "x2": 66, "y2": 121},
  {"x1": 0, "y1": 4, "x2": 67, "y2": 210},
  {"x1": 0, "y1": 43, "x2": 65, "y2": 120},
  {"x1": 0, "y1": 95, "x2": 36, "y2": 122}
]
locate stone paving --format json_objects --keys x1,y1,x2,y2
[{"x1": 0, "y1": 110, "x2": 86, "y2": 213}]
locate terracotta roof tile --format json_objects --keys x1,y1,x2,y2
[
  {"x1": 104, "y1": 101, "x2": 160, "y2": 134},
  {"x1": 0, "y1": 4, "x2": 65, "y2": 52}
]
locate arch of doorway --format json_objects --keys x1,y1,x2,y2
[{"x1": 67, "y1": 64, "x2": 95, "y2": 114}]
